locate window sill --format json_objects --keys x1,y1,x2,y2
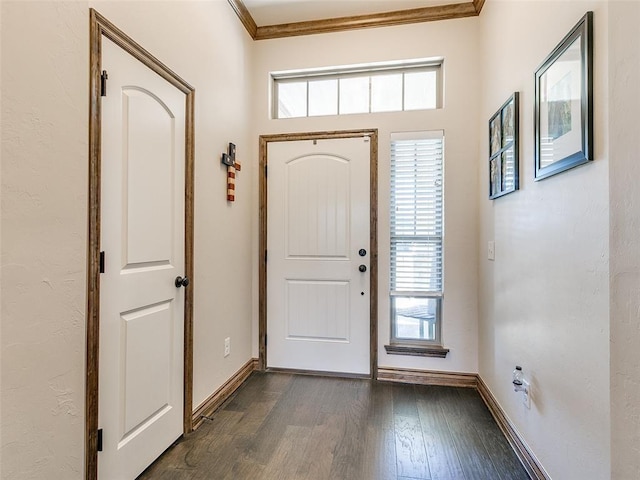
[{"x1": 384, "y1": 344, "x2": 449, "y2": 358}]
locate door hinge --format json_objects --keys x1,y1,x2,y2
[
  {"x1": 97, "y1": 429, "x2": 103, "y2": 452},
  {"x1": 100, "y1": 70, "x2": 108, "y2": 97},
  {"x1": 264, "y1": 334, "x2": 267, "y2": 347},
  {"x1": 99, "y1": 251, "x2": 105, "y2": 273},
  {"x1": 264, "y1": 250, "x2": 267, "y2": 263},
  {"x1": 264, "y1": 165, "x2": 268, "y2": 178}
]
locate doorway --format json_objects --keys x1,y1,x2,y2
[
  {"x1": 258, "y1": 130, "x2": 378, "y2": 378},
  {"x1": 85, "y1": 10, "x2": 195, "y2": 480}
]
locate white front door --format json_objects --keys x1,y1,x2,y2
[
  {"x1": 267, "y1": 137, "x2": 371, "y2": 375},
  {"x1": 99, "y1": 37, "x2": 186, "y2": 480}
]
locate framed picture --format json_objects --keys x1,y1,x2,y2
[
  {"x1": 488, "y1": 92, "x2": 519, "y2": 199},
  {"x1": 534, "y1": 11, "x2": 593, "y2": 180}
]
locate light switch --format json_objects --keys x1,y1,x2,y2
[{"x1": 488, "y1": 241, "x2": 495, "y2": 261}]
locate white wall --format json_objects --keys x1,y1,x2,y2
[
  {"x1": 90, "y1": 0, "x2": 256, "y2": 415},
  {"x1": 1, "y1": 3, "x2": 89, "y2": 477},
  {"x1": 609, "y1": 2, "x2": 640, "y2": 478},
  {"x1": 251, "y1": 18, "x2": 481, "y2": 374},
  {"x1": 1, "y1": 1, "x2": 255, "y2": 477},
  {"x1": 477, "y1": 2, "x2": 610, "y2": 478}
]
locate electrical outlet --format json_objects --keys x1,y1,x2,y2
[
  {"x1": 488, "y1": 241, "x2": 495, "y2": 261},
  {"x1": 522, "y1": 380, "x2": 531, "y2": 409},
  {"x1": 224, "y1": 337, "x2": 230, "y2": 357}
]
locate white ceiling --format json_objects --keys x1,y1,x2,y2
[{"x1": 243, "y1": 0, "x2": 468, "y2": 26}]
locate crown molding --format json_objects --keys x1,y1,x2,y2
[
  {"x1": 228, "y1": 0, "x2": 258, "y2": 39},
  {"x1": 228, "y1": 0, "x2": 486, "y2": 41},
  {"x1": 473, "y1": 0, "x2": 486, "y2": 14}
]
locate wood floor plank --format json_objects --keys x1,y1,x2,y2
[
  {"x1": 240, "y1": 378, "x2": 303, "y2": 465},
  {"x1": 222, "y1": 373, "x2": 271, "y2": 412},
  {"x1": 327, "y1": 381, "x2": 370, "y2": 479},
  {"x1": 367, "y1": 379, "x2": 395, "y2": 430},
  {"x1": 140, "y1": 432, "x2": 238, "y2": 480},
  {"x1": 261, "y1": 425, "x2": 312, "y2": 479},
  {"x1": 143, "y1": 467, "x2": 208, "y2": 480},
  {"x1": 232, "y1": 394, "x2": 280, "y2": 436},
  {"x1": 204, "y1": 434, "x2": 261, "y2": 479},
  {"x1": 287, "y1": 375, "x2": 333, "y2": 427},
  {"x1": 199, "y1": 409, "x2": 244, "y2": 434},
  {"x1": 295, "y1": 412, "x2": 342, "y2": 479},
  {"x1": 362, "y1": 425, "x2": 397, "y2": 480},
  {"x1": 434, "y1": 387, "x2": 505, "y2": 480},
  {"x1": 223, "y1": 456, "x2": 265, "y2": 480},
  {"x1": 415, "y1": 385, "x2": 466, "y2": 480},
  {"x1": 362, "y1": 381, "x2": 397, "y2": 480},
  {"x1": 394, "y1": 414, "x2": 431, "y2": 479},
  {"x1": 456, "y1": 388, "x2": 528, "y2": 479},
  {"x1": 224, "y1": 372, "x2": 292, "y2": 414},
  {"x1": 138, "y1": 374, "x2": 529, "y2": 480},
  {"x1": 138, "y1": 426, "x2": 216, "y2": 478},
  {"x1": 392, "y1": 382, "x2": 420, "y2": 417},
  {"x1": 320, "y1": 377, "x2": 362, "y2": 415}
]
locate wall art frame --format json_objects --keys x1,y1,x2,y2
[
  {"x1": 489, "y1": 92, "x2": 519, "y2": 199},
  {"x1": 534, "y1": 11, "x2": 593, "y2": 181}
]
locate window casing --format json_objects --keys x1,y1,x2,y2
[
  {"x1": 390, "y1": 131, "x2": 444, "y2": 346},
  {"x1": 272, "y1": 59, "x2": 443, "y2": 119}
]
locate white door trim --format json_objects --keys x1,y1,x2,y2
[
  {"x1": 258, "y1": 130, "x2": 378, "y2": 379},
  {"x1": 86, "y1": 9, "x2": 195, "y2": 480}
]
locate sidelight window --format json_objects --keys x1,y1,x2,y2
[{"x1": 390, "y1": 131, "x2": 444, "y2": 346}]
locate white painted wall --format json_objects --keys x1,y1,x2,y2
[
  {"x1": 609, "y1": 2, "x2": 640, "y2": 478},
  {"x1": 90, "y1": 0, "x2": 256, "y2": 417},
  {"x1": 1, "y1": 1, "x2": 255, "y2": 477},
  {"x1": 477, "y1": 2, "x2": 610, "y2": 478},
  {"x1": 251, "y1": 18, "x2": 481, "y2": 374},
  {"x1": 1, "y1": 3, "x2": 89, "y2": 477}
]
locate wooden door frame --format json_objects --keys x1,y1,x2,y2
[
  {"x1": 258, "y1": 130, "x2": 379, "y2": 379},
  {"x1": 85, "y1": 9, "x2": 195, "y2": 480}
]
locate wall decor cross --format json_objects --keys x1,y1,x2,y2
[{"x1": 221, "y1": 142, "x2": 241, "y2": 202}]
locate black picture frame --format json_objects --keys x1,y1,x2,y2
[
  {"x1": 489, "y1": 92, "x2": 519, "y2": 199},
  {"x1": 534, "y1": 11, "x2": 593, "y2": 181}
]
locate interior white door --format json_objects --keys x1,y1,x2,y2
[
  {"x1": 99, "y1": 38, "x2": 186, "y2": 480},
  {"x1": 267, "y1": 137, "x2": 371, "y2": 375}
]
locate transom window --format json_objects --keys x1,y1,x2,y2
[
  {"x1": 272, "y1": 59, "x2": 443, "y2": 119},
  {"x1": 390, "y1": 131, "x2": 444, "y2": 345}
]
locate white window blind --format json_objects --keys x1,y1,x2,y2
[{"x1": 390, "y1": 131, "x2": 443, "y2": 294}]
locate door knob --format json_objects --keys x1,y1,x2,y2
[
  {"x1": 359, "y1": 265, "x2": 367, "y2": 273},
  {"x1": 175, "y1": 276, "x2": 190, "y2": 288},
  {"x1": 359, "y1": 249, "x2": 367, "y2": 257}
]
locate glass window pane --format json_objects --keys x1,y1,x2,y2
[
  {"x1": 277, "y1": 82, "x2": 307, "y2": 118},
  {"x1": 404, "y1": 71, "x2": 437, "y2": 110},
  {"x1": 501, "y1": 147, "x2": 516, "y2": 191},
  {"x1": 308, "y1": 79, "x2": 338, "y2": 117},
  {"x1": 371, "y1": 73, "x2": 402, "y2": 113},
  {"x1": 339, "y1": 77, "x2": 369, "y2": 114},
  {"x1": 393, "y1": 296, "x2": 439, "y2": 341}
]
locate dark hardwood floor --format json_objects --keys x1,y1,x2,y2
[{"x1": 138, "y1": 372, "x2": 529, "y2": 480}]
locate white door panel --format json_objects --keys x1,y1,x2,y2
[
  {"x1": 286, "y1": 155, "x2": 350, "y2": 258},
  {"x1": 267, "y1": 137, "x2": 370, "y2": 375},
  {"x1": 99, "y1": 37, "x2": 185, "y2": 480},
  {"x1": 286, "y1": 279, "x2": 350, "y2": 340},
  {"x1": 123, "y1": 87, "x2": 175, "y2": 266}
]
